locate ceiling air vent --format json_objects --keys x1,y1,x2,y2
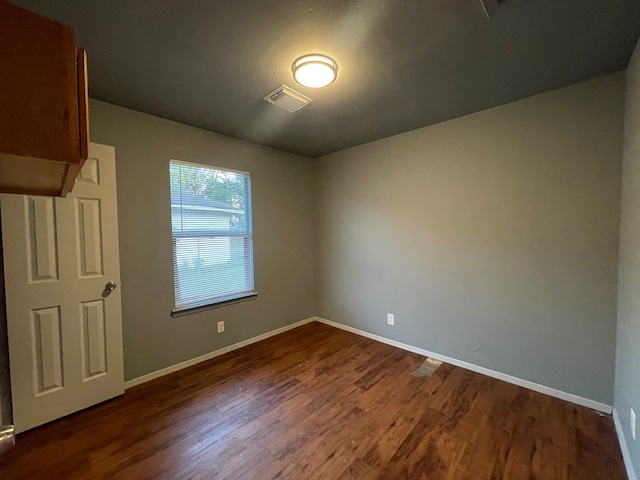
[{"x1": 263, "y1": 85, "x2": 312, "y2": 112}]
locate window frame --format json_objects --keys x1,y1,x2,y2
[{"x1": 169, "y1": 159, "x2": 257, "y2": 317}]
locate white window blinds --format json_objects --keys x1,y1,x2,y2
[{"x1": 170, "y1": 160, "x2": 255, "y2": 312}]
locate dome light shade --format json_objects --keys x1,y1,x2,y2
[{"x1": 292, "y1": 55, "x2": 338, "y2": 88}]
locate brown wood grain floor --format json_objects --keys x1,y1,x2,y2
[{"x1": 0, "y1": 322, "x2": 626, "y2": 479}]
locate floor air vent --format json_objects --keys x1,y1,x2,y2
[{"x1": 263, "y1": 85, "x2": 312, "y2": 112}]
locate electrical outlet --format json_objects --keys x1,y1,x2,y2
[
  {"x1": 387, "y1": 313, "x2": 395, "y2": 326},
  {"x1": 217, "y1": 321, "x2": 224, "y2": 333},
  {"x1": 631, "y1": 408, "x2": 636, "y2": 440}
]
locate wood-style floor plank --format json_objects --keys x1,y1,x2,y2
[{"x1": 0, "y1": 321, "x2": 627, "y2": 479}]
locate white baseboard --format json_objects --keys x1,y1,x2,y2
[
  {"x1": 614, "y1": 408, "x2": 638, "y2": 480},
  {"x1": 124, "y1": 315, "x2": 613, "y2": 415},
  {"x1": 312, "y1": 316, "x2": 613, "y2": 414},
  {"x1": 124, "y1": 317, "x2": 316, "y2": 389}
]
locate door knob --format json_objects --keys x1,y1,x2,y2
[{"x1": 102, "y1": 281, "x2": 117, "y2": 297}]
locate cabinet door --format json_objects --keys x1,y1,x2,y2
[
  {"x1": 61, "y1": 48, "x2": 91, "y2": 197},
  {"x1": 0, "y1": 1, "x2": 82, "y2": 163}
]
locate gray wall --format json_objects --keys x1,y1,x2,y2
[
  {"x1": 89, "y1": 100, "x2": 316, "y2": 381},
  {"x1": 316, "y1": 73, "x2": 624, "y2": 405},
  {"x1": 615, "y1": 37, "x2": 640, "y2": 475}
]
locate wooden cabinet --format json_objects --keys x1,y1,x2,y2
[{"x1": 0, "y1": 0, "x2": 89, "y2": 197}]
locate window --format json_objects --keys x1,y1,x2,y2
[{"x1": 170, "y1": 160, "x2": 255, "y2": 315}]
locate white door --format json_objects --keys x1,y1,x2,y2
[{"x1": 1, "y1": 143, "x2": 124, "y2": 433}]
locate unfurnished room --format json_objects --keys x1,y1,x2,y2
[{"x1": 0, "y1": 0, "x2": 640, "y2": 479}]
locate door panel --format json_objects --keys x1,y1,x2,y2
[
  {"x1": 26, "y1": 196, "x2": 59, "y2": 282},
  {"x1": 80, "y1": 299, "x2": 107, "y2": 378},
  {"x1": 32, "y1": 306, "x2": 63, "y2": 394},
  {"x1": 1, "y1": 143, "x2": 123, "y2": 433},
  {"x1": 75, "y1": 197, "x2": 104, "y2": 277}
]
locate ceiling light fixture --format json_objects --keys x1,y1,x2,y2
[{"x1": 292, "y1": 54, "x2": 338, "y2": 88}]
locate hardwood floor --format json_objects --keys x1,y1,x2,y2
[{"x1": 0, "y1": 322, "x2": 626, "y2": 479}]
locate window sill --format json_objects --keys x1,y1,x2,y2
[{"x1": 171, "y1": 292, "x2": 258, "y2": 317}]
